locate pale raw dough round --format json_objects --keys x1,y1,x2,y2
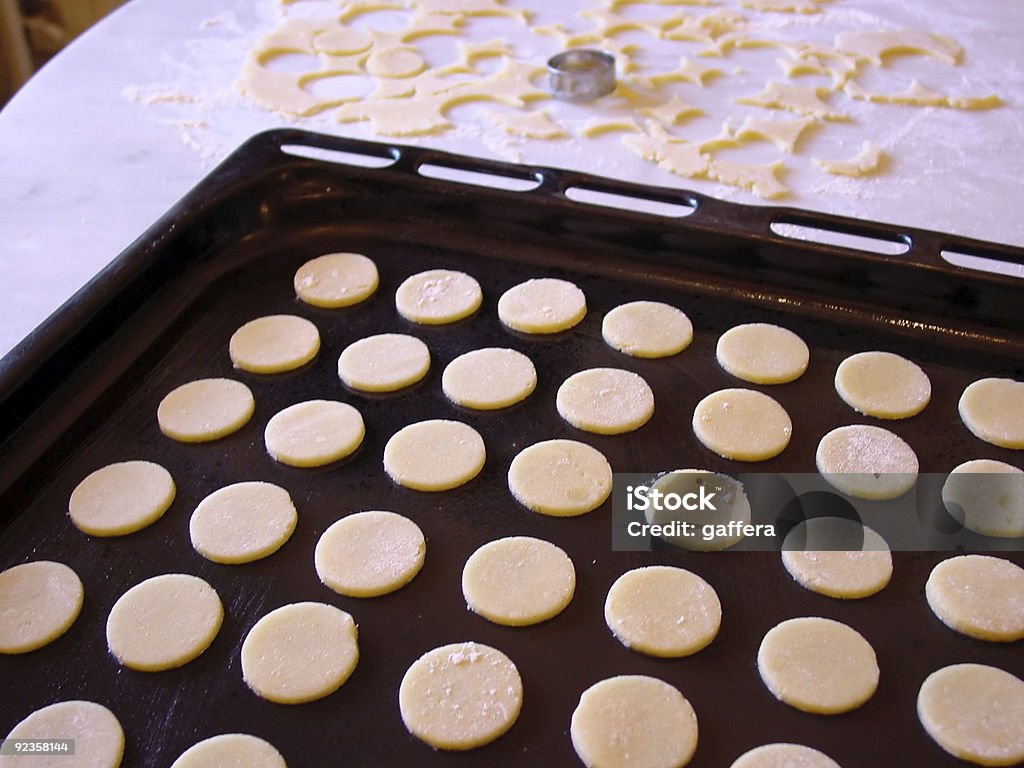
[
  {"x1": 241, "y1": 602, "x2": 359, "y2": 705},
  {"x1": 366, "y1": 47, "x2": 426, "y2": 77},
  {"x1": 106, "y1": 573, "x2": 223, "y2": 671},
  {"x1": 781, "y1": 518, "x2": 893, "y2": 599},
  {"x1": 834, "y1": 351, "x2": 931, "y2": 419},
  {"x1": 730, "y1": 743, "x2": 842, "y2": 768},
  {"x1": 68, "y1": 460, "x2": 175, "y2": 537},
  {"x1": 442, "y1": 348, "x2": 536, "y2": 410},
  {"x1": 692, "y1": 388, "x2": 792, "y2": 461},
  {"x1": 264, "y1": 400, "x2": 365, "y2": 467},
  {"x1": 337, "y1": 333, "x2": 430, "y2": 392},
  {"x1": 942, "y1": 459, "x2": 1024, "y2": 538},
  {"x1": 0, "y1": 700, "x2": 124, "y2": 768},
  {"x1": 399, "y1": 641, "x2": 522, "y2": 750},
  {"x1": 959, "y1": 378, "x2": 1024, "y2": 449},
  {"x1": 815, "y1": 424, "x2": 918, "y2": 500},
  {"x1": 157, "y1": 378, "x2": 254, "y2": 443},
  {"x1": 294, "y1": 252, "x2": 378, "y2": 308},
  {"x1": 462, "y1": 536, "x2": 575, "y2": 626},
  {"x1": 925, "y1": 555, "x2": 1024, "y2": 642},
  {"x1": 497, "y1": 277, "x2": 586, "y2": 334},
  {"x1": 190, "y1": 482, "x2": 298, "y2": 565},
  {"x1": 646, "y1": 469, "x2": 752, "y2": 552},
  {"x1": 570, "y1": 675, "x2": 699, "y2": 768},
  {"x1": 602, "y1": 300, "x2": 693, "y2": 358},
  {"x1": 383, "y1": 419, "x2": 485, "y2": 491},
  {"x1": 604, "y1": 566, "x2": 721, "y2": 658},
  {"x1": 315, "y1": 510, "x2": 425, "y2": 597},
  {"x1": 395, "y1": 269, "x2": 482, "y2": 325},
  {"x1": 170, "y1": 734, "x2": 287, "y2": 768},
  {"x1": 716, "y1": 323, "x2": 809, "y2": 384},
  {"x1": 0, "y1": 561, "x2": 83, "y2": 654},
  {"x1": 918, "y1": 664, "x2": 1024, "y2": 767},
  {"x1": 757, "y1": 616, "x2": 879, "y2": 715},
  {"x1": 507, "y1": 439, "x2": 612, "y2": 517},
  {"x1": 556, "y1": 368, "x2": 655, "y2": 435},
  {"x1": 229, "y1": 315, "x2": 320, "y2": 374}
]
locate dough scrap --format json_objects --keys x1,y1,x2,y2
[
  {"x1": 730, "y1": 743, "x2": 842, "y2": 768},
  {"x1": 399, "y1": 641, "x2": 522, "y2": 750},
  {"x1": 737, "y1": 81, "x2": 847, "y2": 120},
  {"x1": 646, "y1": 470, "x2": 752, "y2": 551},
  {"x1": 68, "y1": 460, "x2": 175, "y2": 536},
  {"x1": 484, "y1": 109, "x2": 567, "y2": 139},
  {"x1": 229, "y1": 315, "x2": 320, "y2": 374},
  {"x1": 716, "y1": 323, "x2": 809, "y2": 384},
  {"x1": 571, "y1": 675, "x2": 699, "y2": 768},
  {"x1": 757, "y1": 616, "x2": 879, "y2": 714},
  {"x1": 0, "y1": 701, "x2": 124, "y2": 768},
  {"x1": 338, "y1": 333, "x2": 431, "y2": 392},
  {"x1": 508, "y1": 439, "x2": 613, "y2": 517},
  {"x1": 106, "y1": 574, "x2": 223, "y2": 672},
  {"x1": 736, "y1": 115, "x2": 816, "y2": 153},
  {"x1": 815, "y1": 424, "x2": 918, "y2": 500},
  {"x1": 241, "y1": 602, "x2": 359, "y2": 704},
  {"x1": 556, "y1": 368, "x2": 655, "y2": 435},
  {"x1": 190, "y1": 482, "x2": 297, "y2": 565},
  {"x1": 638, "y1": 95, "x2": 703, "y2": 126},
  {"x1": 843, "y1": 79, "x2": 1001, "y2": 110},
  {"x1": 644, "y1": 55, "x2": 722, "y2": 86},
  {"x1": 462, "y1": 536, "x2": 575, "y2": 626},
  {"x1": 693, "y1": 389, "x2": 793, "y2": 461},
  {"x1": 497, "y1": 278, "x2": 587, "y2": 334},
  {"x1": 926, "y1": 555, "x2": 1024, "y2": 642},
  {"x1": 782, "y1": 518, "x2": 893, "y2": 599},
  {"x1": 622, "y1": 132, "x2": 710, "y2": 180},
  {"x1": 959, "y1": 378, "x2": 1024, "y2": 449},
  {"x1": 170, "y1": 734, "x2": 287, "y2": 768},
  {"x1": 813, "y1": 140, "x2": 884, "y2": 177},
  {"x1": 383, "y1": 419, "x2": 485, "y2": 491},
  {"x1": 442, "y1": 347, "x2": 536, "y2": 410},
  {"x1": 708, "y1": 158, "x2": 788, "y2": 199},
  {"x1": 315, "y1": 510, "x2": 425, "y2": 597},
  {"x1": 835, "y1": 29, "x2": 961, "y2": 65},
  {"x1": 834, "y1": 350, "x2": 930, "y2": 418},
  {"x1": 157, "y1": 378, "x2": 254, "y2": 443},
  {"x1": 294, "y1": 252, "x2": 379, "y2": 308},
  {"x1": 395, "y1": 269, "x2": 482, "y2": 325},
  {"x1": 0, "y1": 561, "x2": 83, "y2": 654},
  {"x1": 264, "y1": 400, "x2": 365, "y2": 467},
  {"x1": 941, "y1": 459, "x2": 1024, "y2": 538},
  {"x1": 601, "y1": 301, "x2": 693, "y2": 358}
]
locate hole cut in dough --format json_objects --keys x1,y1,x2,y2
[
  {"x1": 68, "y1": 460, "x2": 175, "y2": 537},
  {"x1": 781, "y1": 518, "x2": 893, "y2": 599},
  {"x1": 941, "y1": 459, "x2": 1024, "y2": 538},
  {"x1": 190, "y1": 482, "x2": 298, "y2": 565},
  {"x1": 601, "y1": 300, "x2": 693, "y2": 358},
  {"x1": 693, "y1": 388, "x2": 793, "y2": 461},
  {"x1": 925, "y1": 555, "x2": 1024, "y2": 642},
  {"x1": 383, "y1": 419, "x2": 485, "y2": 491},
  {"x1": 1, "y1": 701, "x2": 124, "y2": 768},
  {"x1": 338, "y1": 333, "x2": 431, "y2": 392},
  {"x1": 507, "y1": 439, "x2": 613, "y2": 517},
  {"x1": 716, "y1": 323, "x2": 809, "y2": 384},
  {"x1": 229, "y1": 315, "x2": 320, "y2": 374},
  {"x1": 815, "y1": 424, "x2": 918, "y2": 499},
  {"x1": 959, "y1": 378, "x2": 1024, "y2": 449},
  {"x1": 730, "y1": 743, "x2": 842, "y2": 768},
  {"x1": 264, "y1": 400, "x2": 365, "y2": 467},
  {"x1": 315, "y1": 510, "x2": 425, "y2": 597},
  {"x1": 0, "y1": 561, "x2": 83, "y2": 654},
  {"x1": 497, "y1": 278, "x2": 587, "y2": 334},
  {"x1": 442, "y1": 348, "x2": 537, "y2": 410},
  {"x1": 834, "y1": 351, "x2": 931, "y2": 419},
  {"x1": 157, "y1": 378, "x2": 255, "y2": 443},
  {"x1": 395, "y1": 269, "x2": 483, "y2": 325},
  {"x1": 556, "y1": 368, "x2": 655, "y2": 435},
  {"x1": 170, "y1": 734, "x2": 287, "y2": 768},
  {"x1": 294, "y1": 252, "x2": 379, "y2": 308}
]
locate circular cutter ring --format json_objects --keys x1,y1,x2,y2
[{"x1": 547, "y1": 49, "x2": 616, "y2": 101}]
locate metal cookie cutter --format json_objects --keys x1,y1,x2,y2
[{"x1": 547, "y1": 49, "x2": 616, "y2": 101}]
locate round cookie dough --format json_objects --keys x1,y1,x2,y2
[
  {"x1": 0, "y1": 700, "x2": 124, "y2": 768},
  {"x1": 757, "y1": 616, "x2": 879, "y2": 715},
  {"x1": 942, "y1": 459, "x2": 1024, "y2": 538},
  {"x1": 507, "y1": 439, "x2": 613, "y2": 517},
  {"x1": 781, "y1": 518, "x2": 893, "y2": 599},
  {"x1": 918, "y1": 664, "x2": 1024, "y2": 767},
  {"x1": 602, "y1": 300, "x2": 693, "y2": 358},
  {"x1": 170, "y1": 734, "x2": 287, "y2": 768},
  {"x1": 462, "y1": 537, "x2": 575, "y2": 626},
  {"x1": 399, "y1": 641, "x2": 522, "y2": 750},
  {"x1": 556, "y1": 368, "x2": 655, "y2": 435},
  {"x1": 68, "y1": 460, "x2": 175, "y2": 537},
  {"x1": 294, "y1": 252, "x2": 378, "y2": 308},
  {"x1": 692, "y1": 389, "x2": 792, "y2": 461},
  {"x1": 106, "y1": 574, "x2": 223, "y2": 672},
  {"x1": 646, "y1": 470, "x2": 752, "y2": 552},
  {"x1": 730, "y1": 743, "x2": 842, "y2": 768},
  {"x1": 190, "y1": 482, "x2": 298, "y2": 565},
  {"x1": 442, "y1": 348, "x2": 536, "y2": 410},
  {"x1": 959, "y1": 378, "x2": 1024, "y2": 449},
  {"x1": 241, "y1": 602, "x2": 359, "y2": 705},
  {"x1": 229, "y1": 315, "x2": 320, "y2": 374},
  {"x1": 926, "y1": 555, "x2": 1024, "y2": 642},
  {"x1": 264, "y1": 400, "x2": 365, "y2": 467},
  {"x1": 0, "y1": 561, "x2": 83, "y2": 654},
  {"x1": 337, "y1": 333, "x2": 430, "y2": 393},
  {"x1": 497, "y1": 277, "x2": 586, "y2": 334},
  {"x1": 157, "y1": 378, "x2": 254, "y2": 443},
  {"x1": 395, "y1": 269, "x2": 482, "y2": 325},
  {"x1": 815, "y1": 424, "x2": 919, "y2": 500},
  {"x1": 315, "y1": 511, "x2": 425, "y2": 597},
  {"x1": 834, "y1": 351, "x2": 931, "y2": 419},
  {"x1": 571, "y1": 675, "x2": 699, "y2": 768},
  {"x1": 716, "y1": 323, "x2": 809, "y2": 384},
  {"x1": 383, "y1": 420, "x2": 485, "y2": 491},
  {"x1": 604, "y1": 566, "x2": 721, "y2": 658}
]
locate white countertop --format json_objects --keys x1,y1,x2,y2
[{"x1": 1, "y1": 0, "x2": 1022, "y2": 360}]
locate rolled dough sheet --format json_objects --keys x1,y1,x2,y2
[
  {"x1": 0, "y1": 700, "x2": 124, "y2": 768},
  {"x1": 383, "y1": 419, "x2": 485, "y2": 491},
  {"x1": 942, "y1": 459, "x2": 1024, "y2": 537},
  {"x1": 834, "y1": 351, "x2": 931, "y2": 419},
  {"x1": 337, "y1": 333, "x2": 431, "y2": 392},
  {"x1": 157, "y1": 378, "x2": 255, "y2": 443},
  {"x1": 570, "y1": 675, "x2": 699, "y2": 768},
  {"x1": 781, "y1": 518, "x2": 893, "y2": 599},
  {"x1": 646, "y1": 469, "x2": 752, "y2": 552},
  {"x1": 815, "y1": 424, "x2": 918, "y2": 500},
  {"x1": 692, "y1": 388, "x2": 792, "y2": 461},
  {"x1": 294, "y1": 252, "x2": 379, "y2": 308},
  {"x1": 757, "y1": 616, "x2": 879, "y2": 715},
  {"x1": 730, "y1": 743, "x2": 842, "y2": 768},
  {"x1": 497, "y1": 278, "x2": 587, "y2": 334},
  {"x1": 959, "y1": 378, "x2": 1024, "y2": 449},
  {"x1": 917, "y1": 664, "x2": 1024, "y2": 767},
  {"x1": 395, "y1": 269, "x2": 482, "y2": 325},
  {"x1": 507, "y1": 438, "x2": 613, "y2": 517},
  {"x1": 229, "y1": 314, "x2": 320, "y2": 374},
  {"x1": 925, "y1": 555, "x2": 1024, "y2": 642},
  {"x1": 604, "y1": 565, "x2": 722, "y2": 658},
  {"x1": 241, "y1": 602, "x2": 359, "y2": 705},
  {"x1": 442, "y1": 347, "x2": 537, "y2": 410},
  {"x1": 716, "y1": 323, "x2": 809, "y2": 384},
  {"x1": 264, "y1": 399, "x2": 365, "y2": 467},
  {"x1": 190, "y1": 481, "x2": 298, "y2": 565},
  {"x1": 602, "y1": 301, "x2": 693, "y2": 358},
  {"x1": 170, "y1": 734, "x2": 287, "y2": 768},
  {"x1": 399, "y1": 641, "x2": 522, "y2": 750},
  {"x1": 106, "y1": 573, "x2": 223, "y2": 672},
  {"x1": 462, "y1": 536, "x2": 576, "y2": 626},
  {"x1": 315, "y1": 510, "x2": 425, "y2": 597},
  {"x1": 68, "y1": 460, "x2": 175, "y2": 537},
  {"x1": 0, "y1": 561, "x2": 83, "y2": 654},
  {"x1": 556, "y1": 367, "x2": 655, "y2": 435}
]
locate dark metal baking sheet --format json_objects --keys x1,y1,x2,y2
[{"x1": 1, "y1": 130, "x2": 1022, "y2": 767}]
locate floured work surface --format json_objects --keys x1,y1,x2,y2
[{"x1": 0, "y1": 133, "x2": 1022, "y2": 767}]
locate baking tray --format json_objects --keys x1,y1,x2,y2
[{"x1": 1, "y1": 129, "x2": 1022, "y2": 767}]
